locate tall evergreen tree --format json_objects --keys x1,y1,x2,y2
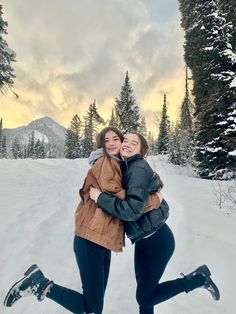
[
  {"x1": 168, "y1": 122, "x2": 183, "y2": 165},
  {"x1": 179, "y1": 67, "x2": 193, "y2": 131},
  {"x1": 27, "y1": 131, "x2": 35, "y2": 158},
  {"x1": 11, "y1": 137, "x2": 23, "y2": 159},
  {"x1": 0, "y1": 5, "x2": 17, "y2": 95},
  {"x1": 34, "y1": 138, "x2": 45, "y2": 159},
  {"x1": 219, "y1": 0, "x2": 236, "y2": 52},
  {"x1": 179, "y1": 0, "x2": 236, "y2": 178},
  {"x1": 178, "y1": 66, "x2": 194, "y2": 163},
  {"x1": 23, "y1": 143, "x2": 27, "y2": 159},
  {"x1": 0, "y1": 117, "x2": 3, "y2": 156},
  {"x1": 82, "y1": 100, "x2": 104, "y2": 157},
  {"x1": 48, "y1": 143, "x2": 53, "y2": 159},
  {"x1": 138, "y1": 116, "x2": 147, "y2": 137},
  {"x1": 65, "y1": 114, "x2": 83, "y2": 159},
  {"x1": 147, "y1": 131, "x2": 155, "y2": 155},
  {"x1": 0, "y1": 117, "x2": 7, "y2": 158},
  {"x1": 114, "y1": 71, "x2": 140, "y2": 133},
  {"x1": 108, "y1": 108, "x2": 118, "y2": 127},
  {"x1": 156, "y1": 94, "x2": 170, "y2": 154}
]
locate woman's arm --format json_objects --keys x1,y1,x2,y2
[{"x1": 90, "y1": 166, "x2": 153, "y2": 222}]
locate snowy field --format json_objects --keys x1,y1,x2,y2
[{"x1": 0, "y1": 156, "x2": 235, "y2": 314}]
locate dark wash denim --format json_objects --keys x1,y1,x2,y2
[{"x1": 47, "y1": 236, "x2": 111, "y2": 314}]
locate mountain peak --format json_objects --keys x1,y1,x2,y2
[{"x1": 29, "y1": 116, "x2": 60, "y2": 126}]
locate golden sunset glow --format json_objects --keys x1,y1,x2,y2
[{"x1": 1, "y1": 0, "x2": 185, "y2": 134}]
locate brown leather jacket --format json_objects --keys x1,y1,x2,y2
[{"x1": 74, "y1": 156, "x2": 159, "y2": 252}]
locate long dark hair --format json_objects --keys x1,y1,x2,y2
[
  {"x1": 126, "y1": 131, "x2": 149, "y2": 157},
  {"x1": 96, "y1": 126, "x2": 124, "y2": 158}
]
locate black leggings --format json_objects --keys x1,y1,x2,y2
[
  {"x1": 47, "y1": 236, "x2": 111, "y2": 314},
  {"x1": 135, "y1": 224, "x2": 185, "y2": 314}
]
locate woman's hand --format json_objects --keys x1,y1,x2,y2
[
  {"x1": 89, "y1": 186, "x2": 102, "y2": 203},
  {"x1": 156, "y1": 191, "x2": 163, "y2": 204}
]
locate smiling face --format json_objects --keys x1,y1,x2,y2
[
  {"x1": 120, "y1": 133, "x2": 141, "y2": 158},
  {"x1": 104, "y1": 130, "x2": 122, "y2": 156}
]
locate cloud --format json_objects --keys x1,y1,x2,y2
[{"x1": 1, "y1": 0, "x2": 185, "y2": 132}]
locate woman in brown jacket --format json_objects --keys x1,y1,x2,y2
[{"x1": 4, "y1": 126, "x2": 159, "y2": 314}]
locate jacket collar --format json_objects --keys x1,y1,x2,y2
[
  {"x1": 126, "y1": 154, "x2": 143, "y2": 164},
  {"x1": 120, "y1": 154, "x2": 143, "y2": 171}
]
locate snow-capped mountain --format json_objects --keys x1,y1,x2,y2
[{"x1": 3, "y1": 116, "x2": 66, "y2": 158}]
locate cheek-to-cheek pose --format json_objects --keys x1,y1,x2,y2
[
  {"x1": 90, "y1": 132, "x2": 220, "y2": 314},
  {"x1": 3, "y1": 127, "x2": 161, "y2": 314}
]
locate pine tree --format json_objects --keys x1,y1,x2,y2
[
  {"x1": 23, "y1": 143, "x2": 28, "y2": 159},
  {"x1": 147, "y1": 131, "x2": 155, "y2": 155},
  {"x1": 40, "y1": 136, "x2": 46, "y2": 159},
  {"x1": 65, "y1": 114, "x2": 83, "y2": 159},
  {"x1": 27, "y1": 131, "x2": 35, "y2": 158},
  {"x1": 179, "y1": 0, "x2": 206, "y2": 116},
  {"x1": 195, "y1": 0, "x2": 236, "y2": 178},
  {"x1": 0, "y1": 118, "x2": 3, "y2": 157},
  {"x1": 179, "y1": 0, "x2": 236, "y2": 178},
  {"x1": 11, "y1": 137, "x2": 23, "y2": 159},
  {"x1": 82, "y1": 100, "x2": 104, "y2": 158},
  {"x1": 0, "y1": 5, "x2": 17, "y2": 95},
  {"x1": 34, "y1": 138, "x2": 45, "y2": 159},
  {"x1": 48, "y1": 143, "x2": 53, "y2": 159},
  {"x1": 114, "y1": 71, "x2": 140, "y2": 133},
  {"x1": 138, "y1": 116, "x2": 147, "y2": 137},
  {"x1": 168, "y1": 122, "x2": 183, "y2": 165},
  {"x1": 156, "y1": 94, "x2": 170, "y2": 154},
  {"x1": 0, "y1": 117, "x2": 7, "y2": 158},
  {"x1": 178, "y1": 67, "x2": 194, "y2": 164},
  {"x1": 219, "y1": 0, "x2": 236, "y2": 51},
  {"x1": 108, "y1": 108, "x2": 118, "y2": 127}
]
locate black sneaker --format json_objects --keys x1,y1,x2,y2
[
  {"x1": 181, "y1": 264, "x2": 220, "y2": 301},
  {"x1": 4, "y1": 264, "x2": 53, "y2": 307}
]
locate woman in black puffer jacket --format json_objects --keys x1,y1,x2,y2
[{"x1": 90, "y1": 132, "x2": 220, "y2": 314}]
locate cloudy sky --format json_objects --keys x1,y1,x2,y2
[{"x1": 1, "y1": 0, "x2": 186, "y2": 133}]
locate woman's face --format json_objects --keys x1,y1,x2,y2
[
  {"x1": 104, "y1": 130, "x2": 122, "y2": 156},
  {"x1": 120, "y1": 133, "x2": 141, "y2": 158}
]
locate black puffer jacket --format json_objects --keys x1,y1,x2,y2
[{"x1": 97, "y1": 154, "x2": 169, "y2": 243}]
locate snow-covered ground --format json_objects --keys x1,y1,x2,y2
[{"x1": 0, "y1": 156, "x2": 235, "y2": 314}]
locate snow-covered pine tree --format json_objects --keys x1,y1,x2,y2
[
  {"x1": 180, "y1": 67, "x2": 193, "y2": 131},
  {"x1": 0, "y1": 5, "x2": 17, "y2": 95},
  {"x1": 34, "y1": 138, "x2": 45, "y2": 159},
  {"x1": 114, "y1": 71, "x2": 140, "y2": 133},
  {"x1": 138, "y1": 116, "x2": 147, "y2": 137},
  {"x1": 91, "y1": 100, "x2": 105, "y2": 125},
  {"x1": 219, "y1": 0, "x2": 236, "y2": 52},
  {"x1": 178, "y1": 0, "x2": 208, "y2": 116},
  {"x1": 0, "y1": 118, "x2": 7, "y2": 158},
  {"x1": 22, "y1": 143, "x2": 27, "y2": 159},
  {"x1": 11, "y1": 137, "x2": 23, "y2": 159},
  {"x1": 178, "y1": 66, "x2": 194, "y2": 164},
  {"x1": 156, "y1": 94, "x2": 170, "y2": 154},
  {"x1": 168, "y1": 122, "x2": 183, "y2": 165},
  {"x1": 27, "y1": 131, "x2": 35, "y2": 159},
  {"x1": 179, "y1": 0, "x2": 236, "y2": 179},
  {"x1": 108, "y1": 108, "x2": 118, "y2": 127},
  {"x1": 0, "y1": 117, "x2": 3, "y2": 157},
  {"x1": 65, "y1": 114, "x2": 83, "y2": 159},
  {"x1": 48, "y1": 143, "x2": 53, "y2": 159},
  {"x1": 195, "y1": 0, "x2": 236, "y2": 179},
  {"x1": 147, "y1": 131, "x2": 155, "y2": 155},
  {"x1": 82, "y1": 100, "x2": 104, "y2": 157},
  {"x1": 40, "y1": 136, "x2": 46, "y2": 159}
]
